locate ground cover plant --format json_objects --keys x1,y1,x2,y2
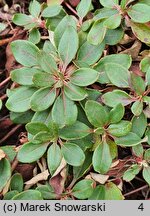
[{"x1": 0, "y1": 0, "x2": 150, "y2": 200}]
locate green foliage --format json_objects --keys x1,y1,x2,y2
[{"x1": 3, "y1": 0, "x2": 150, "y2": 200}]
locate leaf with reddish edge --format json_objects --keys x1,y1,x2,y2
[
  {"x1": 11, "y1": 40, "x2": 40, "y2": 67},
  {"x1": 58, "y1": 25, "x2": 79, "y2": 69},
  {"x1": 64, "y1": 82, "x2": 87, "y2": 101},
  {"x1": 52, "y1": 93, "x2": 77, "y2": 128},
  {"x1": 101, "y1": 90, "x2": 133, "y2": 107},
  {"x1": 70, "y1": 68, "x2": 99, "y2": 86},
  {"x1": 30, "y1": 87, "x2": 56, "y2": 112}
]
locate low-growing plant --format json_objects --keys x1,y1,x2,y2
[{"x1": 1, "y1": 0, "x2": 150, "y2": 200}]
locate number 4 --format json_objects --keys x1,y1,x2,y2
[{"x1": 138, "y1": 203, "x2": 144, "y2": 211}]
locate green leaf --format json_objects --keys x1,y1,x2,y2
[
  {"x1": 77, "y1": 40, "x2": 105, "y2": 65},
  {"x1": 93, "y1": 141, "x2": 112, "y2": 174},
  {"x1": 94, "y1": 8, "x2": 118, "y2": 20},
  {"x1": 17, "y1": 142, "x2": 49, "y2": 163},
  {"x1": 130, "y1": 22, "x2": 150, "y2": 44},
  {"x1": 11, "y1": 40, "x2": 39, "y2": 67},
  {"x1": 102, "y1": 90, "x2": 133, "y2": 107},
  {"x1": 26, "y1": 122, "x2": 49, "y2": 135},
  {"x1": 146, "y1": 68, "x2": 150, "y2": 85},
  {"x1": 37, "y1": 51, "x2": 57, "y2": 74},
  {"x1": 108, "y1": 120, "x2": 132, "y2": 137},
  {"x1": 128, "y1": 3, "x2": 150, "y2": 23},
  {"x1": 105, "y1": 182, "x2": 124, "y2": 200},
  {"x1": 77, "y1": 0, "x2": 92, "y2": 19},
  {"x1": 88, "y1": 185, "x2": 105, "y2": 200},
  {"x1": 0, "y1": 23, "x2": 7, "y2": 32},
  {"x1": 0, "y1": 146, "x2": 16, "y2": 162},
  {"x1": 41, "y1": 5, "x2": 62, "y2": 17},
  {"x1": 115, "y1": 132, "x2": 146, "y2": 146},
  {"x1": 71, "y1": 135, "x2": 93, "y2": 151},
  {"x1": 10, "y1": 110, "x2": 34, "y2": 124},
  {"x1": 58, "y1": 26, "x2": 78, "y2": 67},
  {"x1": 36, "y1": 185, "x2": 56, "y2": 199},
  {"x1": 140, "y1": 57, "x2": 150, "y2": 73},
  {"x1": 43, "y1": 40, "x2": 57, "y2": 57},
  {"x1": 10, "y1": 173, "x2": 23, "y2": 192},
  {"x1": 29, "y1": 28, "x2": 41, "y2": 44},
  {"x1": 0, "y1": 99, "x2": 2, "y2": 110},
  {"x1": 46, "y1": 9, "x2": 66, "y2": 31},
  {"x1": 6, "y1": 86, "x2": 36, "y2": 112},
  {"x1": 99, "y1": 0, "x2": 119, "y2": 8},
  {"x1": 143, "y1": 167, "x2": 150, "y2": 185},
  {"x1": 12, "y1": 190, "x2": 43, "y2": 200},
  {"x1": 59, "y1": 121, "x2": 90, "y2": 140},
  {"x1": 105, "y1": 27, "x2": 124, "y2": 45},
  {"x1": 87, "y1": 20, "x2": 107, "y2": 45},
  {"x1": 72, "y1": 180, "x2": 94, "y2": 199},
  {"x1": 107, "y1": 138, "x2": 118, "y2": 159},
  {"x1": 146, "y1": 127, "x2": 150, "y2": 145},
  {"x1": 64, "y1": 83, "x2": 87, "y2": 101},
  {"x1": 47, "y1": 144, "x2": 62, "y2": 175},
  {"x1": 123, "y1": 164, "x2": 141, "y2": 182},
  {"x1": 70, "y1": 68, "x2": 99, "y2": 86},
  {"x1": 144, "y1": 149, "x2": 150, "y2": 161},
  {"x1": 31, "y1": 109, "x2": 52, "y2": 126},
  {"x1": 33, "y1": 72, "x2": 56, "y2": 88},
  {"x1": 13, "y1": 14, "x2": 35, "y2": 27},
  {"x1": 0, "y1": 158, "x2": 11, "y2": 192},
  {"x1": 139, "y1": 0, "x2": 150, "y2": 6},
  {"x1": 95, "y1": 54, "x2": 131, "y2": 84},
  {"x1": 85, "y1": 100, "x2": 109, "y2": 127},
  {"x1": 32, "y1": 132, "x2": 51, "y2": 143},
  {"x1": 54, "y1": 15, "x2": 77, "y2": 48},
  {"x1": 11, "y1": 67, "x2": 40, "y2": 86},
  {"x1": 131, "y1": 101, "x2": 143, "y2": 116},
  {"x1": 109, "y1": 103, "x2": 125, "y2": 124},
  {"x1": 29, "y1": 0, "x2": 41, "y2": 18},
  {"x1": 131, "y1": 113, "x2": 147, "y2": 137},
  {"x1": 130, "y1": 73, "x2": 146, "y2": 95},
  {"x1": 52, "y1": 94, "x2": 77, "y2": 128},
  {"x1": 3, "y1": 191, "x2": 19, "y2": 200},
  {"x1": 104, "y1": 14, "x2": 121, "y2": 29},
  {"x1": 132, "y1": 144, "x2": 144, "y2": 158},
  {"x1": 106, "y1": 63, "x2": 130, "y2": 87},
  {"x1": 30, "y1": 87, "x2": 56, "y2": 112},
  {"x1": 73, "y1": 151, "x2": 92, "y2": 180},
  {"x1": 61, "y1": 142, "x2": 85, "y2": 166}
]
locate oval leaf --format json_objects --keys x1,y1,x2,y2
[
  {"x1": 72, "y1": 179, "x2": 94, "y2": 199},
  {"x1": 47, "y1": 144, "x2": 62, "y2": 175},
  {"x1": 52, "y1": 94, "x2": 77, "y2": 128},
  {"x1": 6, "y1": 87, "x2": 36, "y2": 113},
  {"x1": 93, "y1": 142, "x2": 112, "y2": 174},
  {"x1": 30, "y1": 87, "x2": 56, "y2": 111},
  {"x1": 11, "y1": 67, "x2": 40, "y2": 86},
  {"x1": 11, "y1": 40, "x2": 39, "y2": 67},
  {"x1": 108, "y1": 120, "x2": 132, "y2": 137},
  {"x1": 10, "y1": 173, "x2": 23, "y2": 192},
  {"x1": 59, "y1": 121, "x2": 90, "y2": 140},
  {"x1": 115, "y1": 132, "x2": 146, "y2": 147},
  {"x1": 61, "y1": 142, "x2": 85, "y2": 166},
  {"x1": 17, "y1": 142, "x2": 49, "y2": 163},
  {"x1": 64, "y1": 83, "x2": 88, "y2": 101},
  {"x1": 70, "y1": 68, "x2": 99, "y2": 86},
  {"x1": 0, "y1": 158, "x2": 11, "y2": 192},
  {"x1": 109, "y1": 103, "x2": 125, "y2": 124},
  {"x1": 102, "y1": 90, "x2": 133, "y2": 107},
  {"x1": 85, "y1": 100, "x2": 109, "y2": 127},
  {"x1": 58, "y1": 26, "x2": 78, "y2": 68},
  {"x1": 12, "y1": 190, "x2": 43, "y2": 200}
]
